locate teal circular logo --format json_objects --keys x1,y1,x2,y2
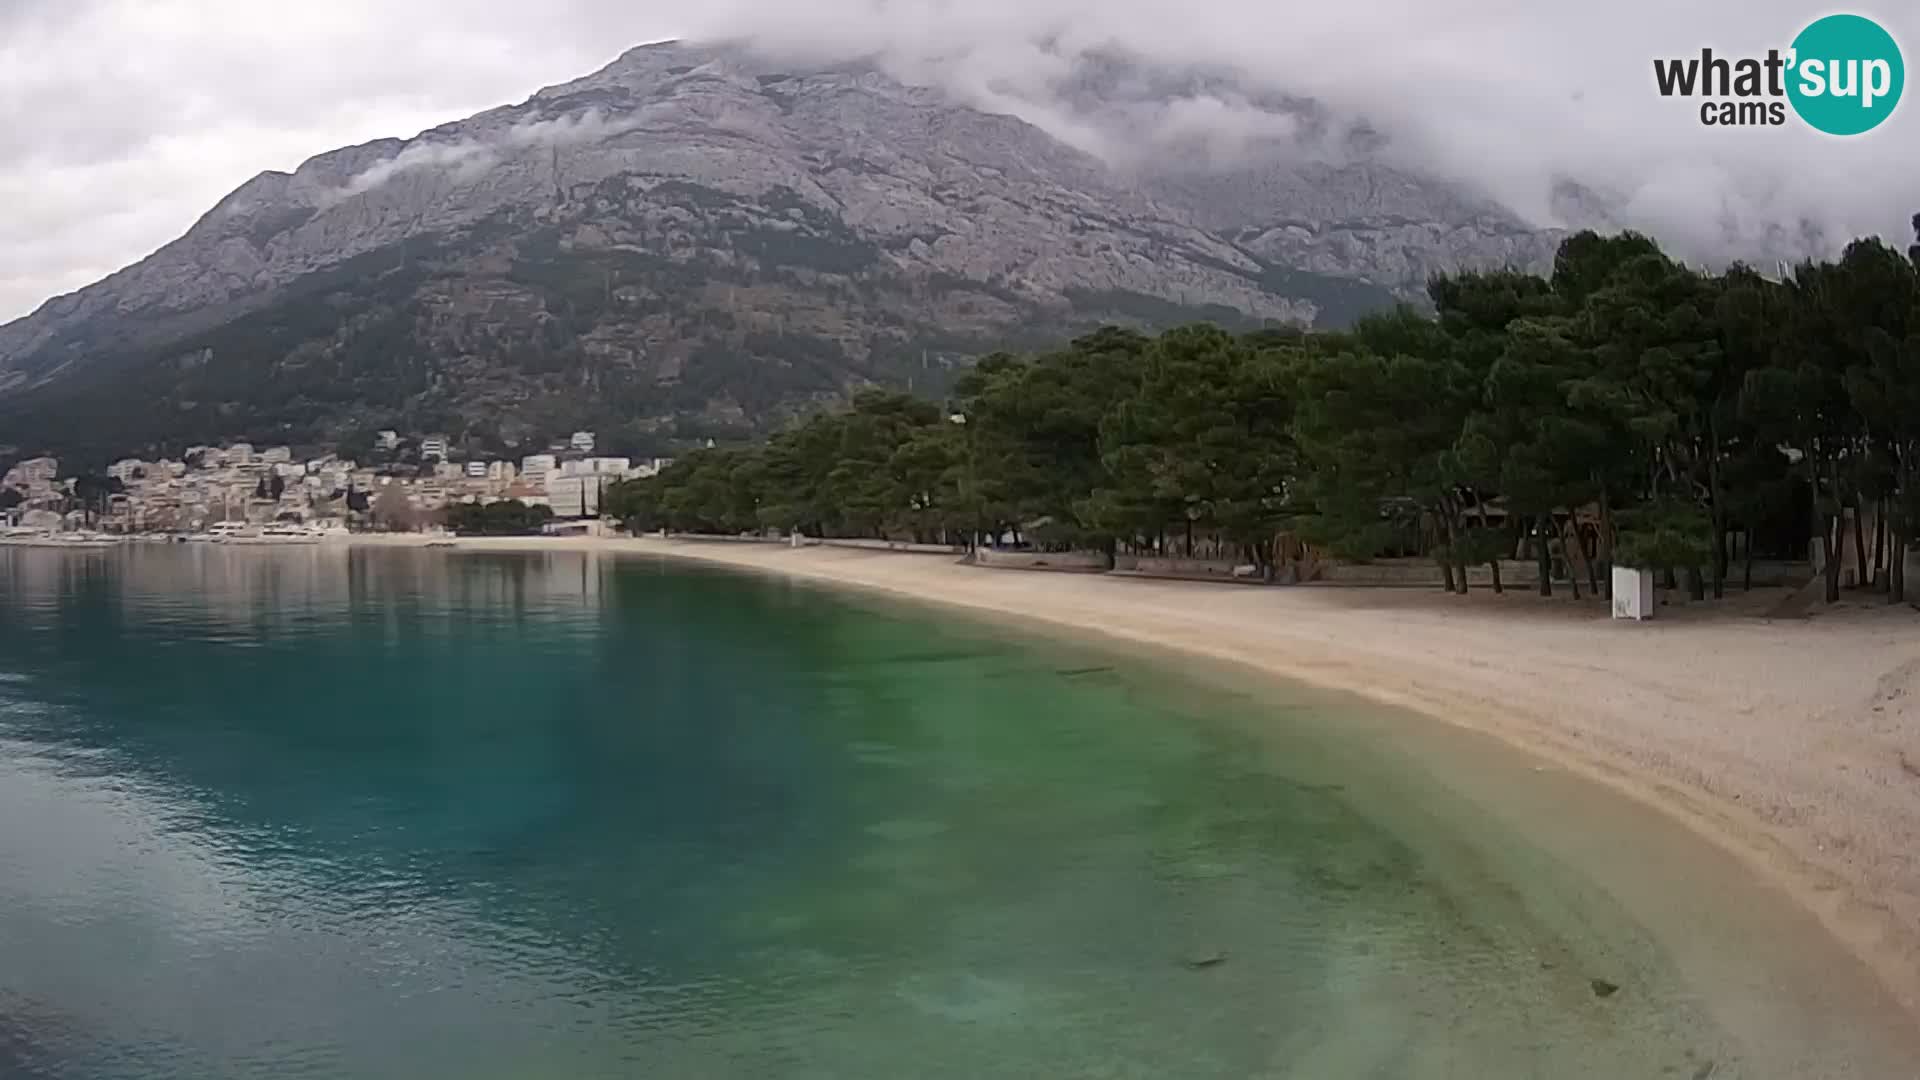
[{"x1": 1787, "y1": 14, "x2": 1904, "y2": 135}]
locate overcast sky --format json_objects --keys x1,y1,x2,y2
[{"x1": 4, "y1": 1, "x2": 1917, "y2": 324}]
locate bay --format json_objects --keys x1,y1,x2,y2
[{"x1": 0, "y1": 546, "x2": 1903, "y2": 1078}]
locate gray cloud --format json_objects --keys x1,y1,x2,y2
[
  {"x1": 3, "y1": 1, "x2": 1917, "y2": 322},
  {"x1": 337, "y1": 108, "x2": 647, "y2": 198},
  {"x1": 0, "y1": 0, "x2": 684, "y2": 321},
  {"x1": 687, "y1": 0, "x2": 1920, "y2": 267}
]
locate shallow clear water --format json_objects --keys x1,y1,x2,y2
[{"x1": 0, "y1": 546, "x2": 1907, "y2": 1078}]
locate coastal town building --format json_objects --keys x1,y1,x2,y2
[
  {"x1": 420, "y1": 435, "x2": 449, "y2": 461},
  {"x1": 570, "y1": 431, "x2": 596, "y2": 454},
  {"x1": 562, "y1": 457, "x2": 632, "y2": 477},
  {"x1": 520, "y1": 454, "x2": 557, "y2": 489},
  {"x1": 548, "y1": 475, "x2": 609, "y2": 519},
  {"x1": 4, "y1": 457, "x2": 61, "y2": 497},
  {"x1": 4, "y1": 431, "x2": 664, "y2": 535}
]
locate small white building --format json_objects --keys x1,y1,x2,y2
[
  {"x1": 583, "y1": 456, "x2": 631, "y2": 476},
  {"x1": 569, "y1": 431, "x2": 597, "y2": 454},
  {"x1": 420, "y1": 436, "x2": 449, "y2": 461},
  {"x1": 375, "y1": 430, "x2": 401, "y2": 452},
  {"x1": 520, "y1": 454, "x2": 557, "y2": 489},
  {"x1": 3, "y1": 457, "x2": 60, "y2": 496},
  {"x1": 465, "y1": 461, "x2": 489, "y2": 478}
]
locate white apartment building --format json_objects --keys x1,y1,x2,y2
[
  {"x1": 547, "y1": 475, "x2": 607, "y2": 519},
  {"x1": 570, "y1": 431, "x2": 596, "y2": 454},
  {"x1": 261, "y1": 446, "x2": 292, "y2": 464},
  {"x1": 375, "y1": 430, "x2": 401, "y2": 451},
  {"x1": 421, "y1": 436, "x2": 449, "y2": 461},
  {"x1": 520, "y1": 454, "x2": 557, "y2": 488},
  {"x1": 3, "y1": 457, "x2": 60, "y2": 495},
  {"x1": 465, "y1": 461, "x2": 489, "y2": 478}
]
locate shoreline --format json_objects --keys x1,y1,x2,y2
[{"x1": 349, "y1": 532, "x2": 1920, "y2": 1026}]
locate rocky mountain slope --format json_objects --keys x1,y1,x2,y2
[{"x1": 0, "y1": 40, "x2": 1557, "y2": 464}]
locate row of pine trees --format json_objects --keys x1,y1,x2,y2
[{"x1": 611, "y1": 222, "x2": 1920, "y2": 603}]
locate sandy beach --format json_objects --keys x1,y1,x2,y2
[{"x1": 353, "y1": 532, "x2": 1920, "y2": 1019}]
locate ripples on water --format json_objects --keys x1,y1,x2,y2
[{"x1": 0, "y1": 545, "x2": 1900, "y2": 1078}]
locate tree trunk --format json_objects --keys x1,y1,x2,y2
[
  {"x1": 1873, "y1": 502, "x2": 1888, "y2": 592},
  {"x1": 1825, "y1": 513, "x2": 1844, "y2": 605},
  {"x1": 1685, "y1": 564, "x2": 1705, "y2": 602},
  {"x1": 1743, "y1": 527, "x2": 1755, "y2": 592},
  {"x1": 1536, "y1": 514, "x2": 1553, "y2": 598},
  {"x1": 1566, "y1": 531, "x2": 1584, "y2": 600},
  {"x1": 1852, "y1": 503, "x2": 1870, "y2": 591},
  {"x1": 1441, "y1": 503, "x2": 1468, "y2": 594},
  {"x1": 1893, "y1": 528, "x2": 1908, "y2": 604},
  {"x1": 1475, "y1": 493, "x2": 1501, "y2": 595},
  {"x1": 1711, "y1": 524, "x2": 1727, "y2": 599},
  {"x1": 1897, "y1": 453, "x2": 1913, "y2": 605},
  {"x1": 1663, "y1": 566, "x2": 1678, "y2": 592},
  {"x1": 1439, "y1": 556, "x2": 1457, "y2": 594},
  {"x1": 1819, "y1": 457, "x2": 1842, "y2": 605},
  {"x1": 1597, "y1": 488, "x2": 1615, "y2": 600},
  {"x1": 1709, "y1": 417, "x2": 1726, "y2": 600}
]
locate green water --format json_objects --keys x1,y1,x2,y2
[{"x1": 0, "y1": 546, "x2": 1905, "y2": 1078}]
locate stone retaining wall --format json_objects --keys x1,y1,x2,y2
[{"x1": 971, "y1": 548, "x2": 1110, "y2": 572}]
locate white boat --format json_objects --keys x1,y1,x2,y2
[
  {"x1": 226, "y1": 524, "x2": 325, "y2": 546},
  {"x1": 198, "y1": 522, "x2": 255, "y2": 543},
  {"x1": 260, "y1": 525, "x2": 323, "y2": 545},
  {"x1": 0, "y1": 530, "x2": 120, "y2": 548}
]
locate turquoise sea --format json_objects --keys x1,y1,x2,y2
[{"x1": 0, "y1": 545, "x2": 1912, "y2": 1078}]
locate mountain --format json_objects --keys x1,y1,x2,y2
[{"x1": 0, "y1": 40, "x2": 1558, "y2": 465}]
